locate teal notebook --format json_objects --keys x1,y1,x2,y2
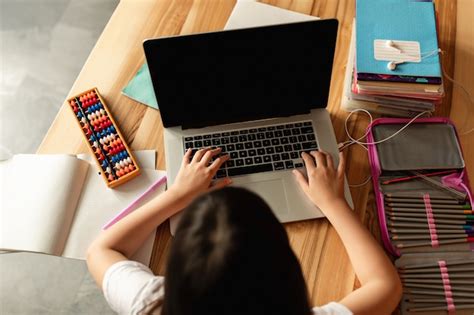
[
  {"x1": 122, "y1": 63, "x2": 158, "y2": 110},
  {"x1": 356, "y1": 0, "x2": 441, "y2": 78}
]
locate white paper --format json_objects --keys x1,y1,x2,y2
[
  {"x1": 62, "y1": 169, "x2": 166, "y2": 265},
  {"x1": 1, "y1": 151, "x2": 164, "y2": 265},
  {"x1": 225, "y1": 0, "x2": 318, "y2": 30},
  {"x1": 66, "y1": 150, "x2": 164, "y2": 265},
  {"x1": 0, "y1": 155, "x2": 89, "y2": 255}
]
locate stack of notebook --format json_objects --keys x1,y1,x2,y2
[{"x1": 342, "y1": 0, "x2": 444, "y2": 117}]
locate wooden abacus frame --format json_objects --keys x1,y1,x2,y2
[{"x1": 67, "y1": 87, "x2": 141, "y2": 188}]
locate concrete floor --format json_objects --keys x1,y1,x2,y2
[
  {"x1": 0, "y1": 0, "x2": 118, "y2": 313},
  {"x1": 0, "y1": 252, "x2": 115, "y2": 314},
  {"x1": 0, "y1": 0, "x2": 119, "y2": 155}
]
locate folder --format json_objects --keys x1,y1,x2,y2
[{"x1": 356, "y1": 0, "x2": 441, "y2": 79}]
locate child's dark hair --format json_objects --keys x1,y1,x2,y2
[{"x1": 163, "y1": 187, "x2": 311, "y2": 315}]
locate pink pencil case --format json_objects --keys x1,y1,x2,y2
[
  {"x1": 366, "y1": 117, "x2": 473, "y2": 256},
  {"x1": 366, "y1": 117, "x2": 474, "y2": 315}
]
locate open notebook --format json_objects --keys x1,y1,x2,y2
[{"x1": 0, "y1": 151, "x2": 166, "y2": 265}]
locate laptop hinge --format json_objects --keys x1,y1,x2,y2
[{"x1": 180, "y1": 110, "x2": 310, "y2": 130}]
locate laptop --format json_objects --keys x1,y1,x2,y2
[{"x1": 144, "y1": 19, "x2": 353, "y2": 234}]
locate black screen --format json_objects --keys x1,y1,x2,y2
[{"x1": 144, "y1": 19, "x2": 338, "y2": 128}]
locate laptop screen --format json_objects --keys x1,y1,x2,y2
[{"x1": 144, "y1": 19, "x2": 338, "y2": 129}]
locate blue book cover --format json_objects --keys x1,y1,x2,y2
[
  {"x1": 356, "y1": 0, "x2": 441, "y2": 78},
  {"x1": 122, "y1": 63, "x2": 159, "y2": 110}
]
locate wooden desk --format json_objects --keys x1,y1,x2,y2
[{"x1": 38, "y1": 0, "x2": 473, "y2": 306}]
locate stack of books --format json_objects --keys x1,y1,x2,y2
[{"x1": 342, "y1": 0, "x2": 444, "y2": 117}]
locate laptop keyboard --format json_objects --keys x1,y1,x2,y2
[{"x1": 183, "y1": 121, "x2": 318, "y2": 178}]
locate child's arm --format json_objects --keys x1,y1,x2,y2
[
  {"x1": 294, "y1": 151, "x2": 402, "y2": 315},
  {"x1": 86, "y1": 147, "x2": 230, "y2": 287}
]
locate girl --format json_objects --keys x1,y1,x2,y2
[{"x1": 87, "y1": 147, "x2": 402, "y2": 314}]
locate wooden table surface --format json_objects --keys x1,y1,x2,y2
[{"x1": 37, "y1": 0, "x2": 473, "y2": 306}]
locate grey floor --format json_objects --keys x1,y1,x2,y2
[
  {"x1": 0, "y1": 253, "x2": 115, "y2": 314},
  {"x1": 0, "y1": 0, "x2": 118, "y2": 313},
  {"x1": 0, "y1": 0, "x2": 119, "y2": 155}
]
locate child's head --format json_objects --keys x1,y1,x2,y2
[{"x1": 164, "y1": 187, "x2": 310, "y2": 315}]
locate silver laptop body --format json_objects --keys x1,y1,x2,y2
[{"x1": 165, "y1": 110, "x2": 353, "y2": 233}]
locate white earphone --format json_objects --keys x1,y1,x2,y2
[
  {"x1": 386, "y1": 40, "x2": 401, "y2": 53},
  {"x1": 387, "y1": 60, "x2": 402, "y2": 70},
  {"x1": 386, "y1": 45, "x2": 442, "y2": 71},
  {"x1": 385, "y1": 40, "x2": 403, "y2": 70}
]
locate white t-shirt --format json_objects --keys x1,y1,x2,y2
[{"x1": 103, "y1": 261, "x2": 353, "y2": 315}]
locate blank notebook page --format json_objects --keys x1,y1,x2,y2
[{"x1": 0, "y1": 155, "x2": 89, "y2": 255}]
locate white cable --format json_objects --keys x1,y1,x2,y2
[
  {"x1": 405, "y1": 48, "x2": 441, "y2": 61},
  {"x1": 344, "y1": 109, "x2": 430, "y2": 147},
  {"x1": 340, "y1": 109, "x2": 370, "y2": 188},
  {"x1": 420, "y1": 49, "x2": 441, "y2": 57},
  {"x1": 349, "y1": 176, "x2": 373, "y2": 188},
  {"x1": 342, "y1": 109, "x2": 430, "y2": 188},
  {"x1": 438, "y1": 50, "x2": 474, "y2": 135},
  {"x1": 392, "y1": 48, "x2": 473, "y2": 135}
]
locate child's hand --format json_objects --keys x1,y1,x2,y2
[
  {"x1": 167, "y1": 147, "x2": 232, "y2": 208},
  {"x1": 293, "y1": 151, "x2": 346, "y2": 211}
]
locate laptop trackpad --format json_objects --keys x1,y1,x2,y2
[{"x1": 237, "y1": 179, "x2": 289, "y2": 216}]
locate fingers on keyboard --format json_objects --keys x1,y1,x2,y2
[{"x1": 184, "y1": 121, "x2": 318, "y2": 178}]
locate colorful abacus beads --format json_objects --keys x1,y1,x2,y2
[{"x1": 68, "y1": 88, "x2": 140, "y2": 187}]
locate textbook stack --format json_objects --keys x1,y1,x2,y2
[{"x1": 342, "y1": 0, "x2": 444, "y2": 117}]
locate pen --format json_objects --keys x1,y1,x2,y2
[
  {"x1": 103, "y1": 175, "x2": 167, "y2": 229},
  {"x1": 381, "y1": 170, "x2": 456, "y2": 185}
]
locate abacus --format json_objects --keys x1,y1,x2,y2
[{"x1": 68, "y1": 88, "x2": 140, "y2": 188}]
